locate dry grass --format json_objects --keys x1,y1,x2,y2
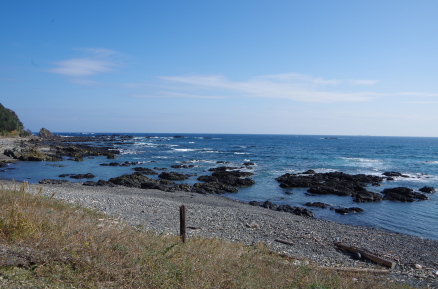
[{"x1": 0, "y1": 182, "x2": 413, "y2": 288}]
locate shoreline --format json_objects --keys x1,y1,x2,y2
[{"x1": 1, "y1": 179, "x2": 437, "y2": 287}]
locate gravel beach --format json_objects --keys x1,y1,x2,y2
[{"x1": 1, "y1": 179, "x2": 437, "y2": 288}]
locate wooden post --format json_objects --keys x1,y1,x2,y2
[{"x1": 180, "y1": 205, "x2": 186, "y2": 243}]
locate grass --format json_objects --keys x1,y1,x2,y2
[{"x1": 0, "y1": 182, "x2": 414, "y2": 288}]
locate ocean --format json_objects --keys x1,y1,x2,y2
[{"x1": 2, "y1": 133, "x2": 438, "y2": 240}]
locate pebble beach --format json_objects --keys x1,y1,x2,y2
[{"x1": 2, "y1": 179, "x2": 437, "y2": 288}]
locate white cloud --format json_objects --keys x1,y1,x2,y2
[
  {"x1": 159, "y1": 74, "x2": 378, "y2": 103},
  {"x1": 48, "y1": 48, "x2": 118, "y2": 78}
]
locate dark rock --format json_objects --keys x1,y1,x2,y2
[
  {"x1": 352, "y1": 191, "x2": 383, "y2": 202},
  {"x1": 208, "y1": 166, "x2": 240, "y2": 172},
  {"x1": 289, "y1": 207, "x2": 314, "y2": 218},
  {"x1": 173, "y1": 135, "x2": 185, "y2": 138},
  {"x1": 243, "y1": 162, "x2": 255, "y2": 166},
  {"x1": 276, "y1": 172, "x2": 384, "y2": 190},
  {"x1": 302, "y1": 169, "x2": 316, "y2": 174},
  {"x1": 307, "y1": 186, "x2": 351, "y2": 196},
  {"x1": 140, "y1": 181, "x2": 168, "y2": 191},
  {"x1": 261, "y1": 201, "x2": 278, "y2": 210},
  {"x1": 382, "y1": 172, "x2": 403, "y2": 177},
  {"x1": 83, "y1": 179, "x2": 114, "y2": 187},
  {"x1": 382, "y1": 187, "x2": 428, "y2": 202},
  {"x1": 248, "y1": 201, "x2": 263, "y2": 207},
  {"x1": 192, "y1": 182, "x2": 238, "y2": 194},
  {"x1": 167, "y1": 183, "x2": 193, "y2": 192},
  {"x1": 250, "y1": 201, "x2": 314, "y2": 217},
  {"x1": 419, "y1": 186, "x2": 435, "y2": 193},
  {"x1": 39, "y1": 179, "x2": 70, "y2": 185},
  {"x1": 133, "y1": 167, "x2": 158, "y2": 175},
  {"x1": 305, "y1": 202, "x2": 330, "y2": 209},
  {"x1": 198, "y1": 169, "x2": 255, "y2": 188},
  {"x1": 171, "y1": 164, "x2": 195, "y2": 169},
  {"x1": 70, "y1": 173, "x2": 95, "y2": 179},
  {"x1": 158, "y1": 171, "x2": 189, "y2": 181},
  {"x1": 39, "y1": 128, "x2": 54, "y2": 138},
  {"x1": 109, "y1": 172, "x2": 152, "y2": 188},
  {"x1": 334, "y1": 207, "x2": 364, "y2": 214}
]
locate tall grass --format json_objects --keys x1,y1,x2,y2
[{"x1": 0, "y1": 182, "x2": 412, "y2": 288}]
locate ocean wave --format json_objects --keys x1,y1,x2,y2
[{"x1": 172, "y1": 148, "x2": 197, "y2": 152}]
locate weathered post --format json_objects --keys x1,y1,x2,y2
[{"x1": 180, "y1": 205, "x2": 186, "y2": 243}]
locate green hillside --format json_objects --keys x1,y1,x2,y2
[{"x1": 0, "y1": 103, "x2": 30, "y2": 136}]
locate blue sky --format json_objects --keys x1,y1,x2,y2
[{"x1": 2, "y1": 0, "x2": 438, "y2": 136}]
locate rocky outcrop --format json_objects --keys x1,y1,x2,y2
[
  {"x1": 333, "y1": 207, "x2": 364, "y2": 215},
  {"x1": 249, "y1": 200, "x2": 314, "y2": 218},
  {"x1": 192, "y1": 182, "x2": 238, "y2": 194},
  {"x1": 4, "y1": 146, "x2": 61, "y2": 161},
  {"x1": 133, "y1": 167, "x2": 158, "y2": 175},
  {"x1": 158, "y1": 171, "x2": 189, "y2": 181},
  {"x1": 109, "y1": 172, "x2": 155, "y2": 188},
  {"x1": 276, "y1": 171, "x2": 383, "y2": 202},
  {"x1": 382, "y1": 187, "x2": 428, "y2": 202},
  {"x1": 39, "y1": 128, "x2": 54, "y2": 138},
  {"x1": 108, "y1": 172, "x2": 193, "y2": 193},
  {"x1": 198, "y1": 167, "x2": 255, "y2": 188}
]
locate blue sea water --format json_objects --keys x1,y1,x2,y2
[{"x1": 2, "y1": 133, "x2": 438, "y2": 240}]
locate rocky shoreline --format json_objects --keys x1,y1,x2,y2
[
  {"x1": 1, "y1": 180, "x2": 437, "y2": 288},
  {"x1": 1, "y1": 133, "x2": 438, "y2": 287}
]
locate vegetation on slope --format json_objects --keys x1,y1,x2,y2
[
  {"x1": 0, "y1": 103, "x2": 31, "y2": 136},
  {"x1": 0, "y1": 182, "x2": 411, "y2": 288}
]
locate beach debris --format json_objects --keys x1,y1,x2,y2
[
  {"x1": 246, "y1": 221, "x2": 260, "y2": 228},
  {"x1": 321, "y1": 267, "x2": 390, "y2": 274},
  {"x1": 275, "y1": 238, "x2": 295, "y2": 246},
  {"x1": 335, "y1": 242, "x2": 396, "y2": 269}
]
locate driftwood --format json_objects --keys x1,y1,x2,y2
[
  {"x1": 321, "y1": 267, "x2": 390, "y2": 274},
  {"x1": 275, "y1": 238, "x2": 295, "y2": 246},
  {"x1": 335, "y1": 242, "x2": 396, "y2": 269}
]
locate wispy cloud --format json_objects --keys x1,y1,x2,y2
[
  {"x1": 133, "y1": 92, "x2": 225, "y2": 99},
  {"x1": 158, "y1": 74, "x2": 380, "y2": 103},
  {"x1": 48, "y1": 48, "x2": 118, "y2": 78}
]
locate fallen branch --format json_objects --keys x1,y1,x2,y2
[
  {"x1": 335, "y1": 242, "x2": 396, "y2": 269},
  {"x1": 321, "y1": 267, "x2": 390, "y2": 274},
  {"x1": 275, "y1": 238, "x2": 295, "y2": 246}
]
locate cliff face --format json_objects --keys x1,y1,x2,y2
[{"x1": 0, "y1": 103, "x2": 29, "y2": 136}]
